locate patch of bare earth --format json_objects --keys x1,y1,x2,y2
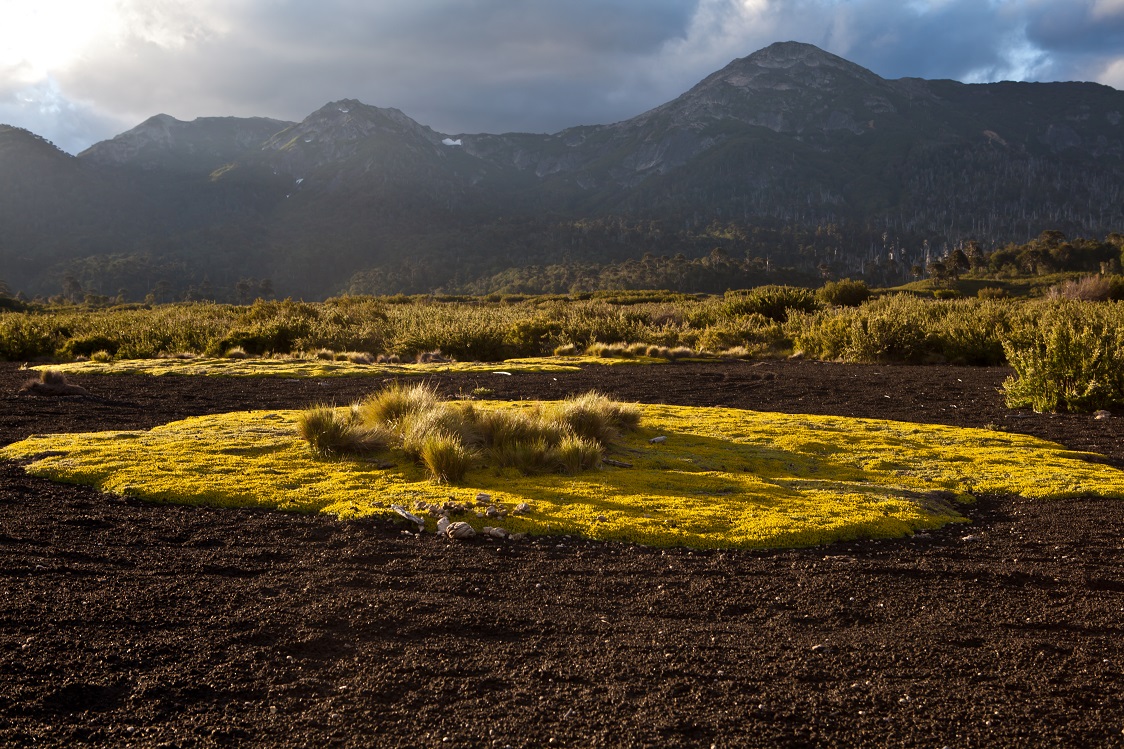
[{"x1": 1, "y1": 361, "x2": 1122, "y2": 748}]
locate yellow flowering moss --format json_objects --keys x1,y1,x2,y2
[
  {"x1": 4, "y1": 403, "x2": 1122, "y2": 549},
  {"x1": 33, "y1": 355, "x2": 663, "y2": 378}
]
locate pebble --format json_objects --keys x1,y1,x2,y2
[
  {"x1": 1094, "y1": 410, "x2": 1111, "y2": 420},
  {"x1": 649, "y1": 436, "x2": 667, "y2": 444}
]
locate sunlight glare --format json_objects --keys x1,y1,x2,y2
[{"x1": 0, "y1": 0, "x2": 120, "y2": 80}]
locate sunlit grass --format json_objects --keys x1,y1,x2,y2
[
  {"x1": 31, "y1": 355, "x2": 661, "y2": 378},
  {"x1": 5, "y1": 403, "x2": 1123, "y2": 549}
]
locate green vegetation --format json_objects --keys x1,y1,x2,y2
[
  {"x1": 5, "y1": 403, "x2": 1124, "y2": 549},
  {"x1": 1002, "y1": 301, "x2": 1124, "y2": 413},
  {"x1": 6, "y1": 278, "x2": 1124, "y2": 412}
]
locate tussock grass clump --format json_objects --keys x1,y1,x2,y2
[
  {"x1": 297, "y1": 405, "x2": 391, "y2": 458},
  {"x1": 355, "y1": 381, "x2": 441, "y2": 425},
  {"x1": 19, "y1": 367, "x2": 90, "y2": 397},
  {"x1": 224, "y1": 346, "x2": 248, "y2": 359},
  {"x1": 341, "y1": 351, "x2": 374, "y2": 364},
  {"x1": 418, "y1": 431, "x2": 476, "y2": 483},
  {"x1": 298, "y1": 384, "x2": 640, "y2": 482},
  {"x1": 552, "y1": 390, "x2": 640, "y2": 445}
]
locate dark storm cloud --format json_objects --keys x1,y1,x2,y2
[{"x1": 57, "y1": 0, "x2": 700, "y2": 136}]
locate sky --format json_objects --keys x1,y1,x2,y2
[{"x1": 2, "y1": 0, "x2": 1123, "y2": 155}]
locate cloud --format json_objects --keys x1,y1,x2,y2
[
  {"x1": 0, "y1": 77, "x2": 129, "y2": 154},
  {"x1": 2, "y1": 0, "x2": 1121, "y2": 154}
]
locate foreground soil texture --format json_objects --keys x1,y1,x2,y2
[{"x1": 1, "y1": 360, "x2": 1122, "y2": 748}]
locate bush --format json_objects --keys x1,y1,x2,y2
[
  {"x1": 816, "y1": 279, "x2": 871, "y2": 307},
  {"x1": 1047, "y1": 275, "x2": 1124, "y2": 301},
  {"x1": 62, "y1": 334, "x2": 120, "y2": 358},
  {"x1": 723, "y1": 286, "x2": 819, "y2": 322},
  {"x1": 1001, "y1": 300, "x2": 1124, "y2": 412}
]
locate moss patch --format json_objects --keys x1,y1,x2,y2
[
  {"x1": 33, "y1": 355, "x2": 664, "y2": 378},
  {"x1": 4, "y1": 404, "x2": 1123, "y2": 549}
]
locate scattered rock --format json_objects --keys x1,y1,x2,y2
[
  {"x1": 485, "y1": 506, "x2": 504, "y2": 518},
  {"x1": 513, "y1": 503, "x2": 531, "y2": 515},
  {"x1": 649, "y1": 436, "x2": 667, "y2": 444},
  {"x1": 446, "y1": 521, "x2": 476, "y2": 540},
  {"x1": 1094, "y1": 410, "x2": 1111, "y2": 420},
  {"x1": 436, "y1": 516, "x2": 451, "y2": 536},
  {"x1": 811, "y1": 644, "x2": 833, "y2": 654},
  {"x1": 475, "y1": 493, "x2": 492, "y2": 505},
  {"x1": 596, "y1": 515, "x2": 608, "y2": 523},
  {"x1": 483, "y1": 526, "x2": 508, "y2": 539},
  {"x1": 391, "y1": 505, "x2": 424, "y2": 527}
]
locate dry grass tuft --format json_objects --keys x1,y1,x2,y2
[
  {"x1": 19, "y1": 368, "x2": 90, "y2": 397},
  {"x1": 297, "y1": 405, "x2": 391, "y2": 458}
]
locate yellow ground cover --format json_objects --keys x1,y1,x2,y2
[
  {"x1": 34, "y1": 355, "x2": 662, "y2": 378},
  {"x1": 4, "y1": 403, "x2": 1122, "y2": 549}
]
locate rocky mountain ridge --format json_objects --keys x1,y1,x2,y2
[{"x1": 1, "y1": 41, "x2": 1121, "y2": 300}]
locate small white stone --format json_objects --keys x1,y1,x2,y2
[
  {"x1": 649, "y1": 436, "x2": 667, "y2": 444},
  {"x1": 436, "y1": 516, "x2": 451, "y2": 535},
  {"x1": 513, "y1": 502, "x2": 531, "y2": 515}
]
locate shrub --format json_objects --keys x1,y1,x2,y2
[
  {"x1": 62, "y1": 334, "x2": 120, "y2": 359},
  {"x1": 90, "y1": 350, "x2": 113, "y2": 363},
  {"x1": 977, "y1": 287, "x2": 1009, "y2": 300},
  {"x1": 1001, "y1": 300, "x2": 1124, "y2": 412},
  {"x1": 1047, "y1": 275, "x2": 1124, "y2": 301},
  {"x1": 723, "y1": 286, "x2": 819, "y2": 322},
  {"x1": 224, "y1": 346, "x2": 248, "y2": 359},
  {"x1": 816, "y1": 279, "x2": 871, "y2": 307}
]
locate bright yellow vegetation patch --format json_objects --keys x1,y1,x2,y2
[
  {"x1": 4, "y1": 404, "x2": 1123, "y2": 549},
  {"x1": 33, "y1": 355, "x2": 664, "y2": 378}
]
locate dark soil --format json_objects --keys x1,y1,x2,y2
[{"x1": 2, "y1": 360, "x2": 1122, "y2": 748}]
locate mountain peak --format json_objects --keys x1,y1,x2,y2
[{"x1": 715, "y1": 41, "x2": 885, "y2": 90}]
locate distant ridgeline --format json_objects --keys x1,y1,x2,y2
[{"x1": 2, "y1": 41, "x2": 1123, "y2": 301}]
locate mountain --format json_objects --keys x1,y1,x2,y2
[
  {"x1": 1, "y1": 41, "x2": 1122, "y2": 300},
  {"x1": 80, "y1": 114, "x2": 293, "y2": 175}
]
